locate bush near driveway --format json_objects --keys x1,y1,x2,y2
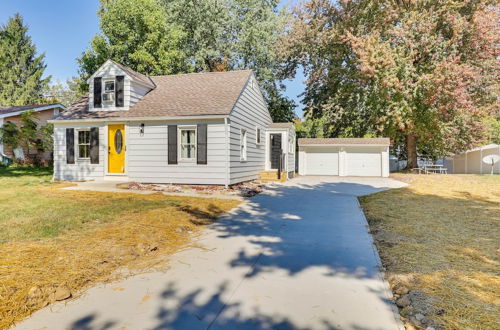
[
  {"x1": 360, "y1": 174, "x2": 499, "y2": 329},
  {"x1": 0, "y1": 167, "x2": 240, "y2": 328}
]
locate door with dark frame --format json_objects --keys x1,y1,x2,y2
[{"x1": 270, "y1": 133, "x2": 282, "y2": 170}]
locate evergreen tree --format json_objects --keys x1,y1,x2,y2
[{"x1": 0, "y1": 14, "x2": 50, "y2": 105}]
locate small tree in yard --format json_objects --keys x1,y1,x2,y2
[
  {"x1": 281, "y1": 0, "x2": 499, "y2": 168},
  {"x1": 0, "y1": 111, "x2": 53, "y2": 165},
  {"x1": 0, "y1": 121, "x2": 21, "y2": 151}
]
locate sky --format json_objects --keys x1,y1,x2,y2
[{"x1": 0, "y1": 0, "x2": 305, "y2": 117}]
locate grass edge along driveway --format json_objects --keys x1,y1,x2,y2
[
  {"x1": 360, "y1": 174, "x2": 499, "y2": 330},
  {"x1": 0, "y1": 167, "x2": 240, "y2": 329}
]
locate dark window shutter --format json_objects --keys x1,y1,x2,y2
[
  {"x1": 168, "y1": 125, "x2": 177, "y2": 164},
  {"x1": 90, "y1": 127, "x2": 99, "y2": 164},
  {"x1": 115, "y1": 76, "x2": 124, "y2": 107},
  {"x1": 197, "y1": 124, "x2": 207, "y2": 165},
  {"x1": 66, "y1": 128, "x2": 75, "y2": 164},
  {"x1": 93, "y1": 77, "x2": 102, "y2": 108}
]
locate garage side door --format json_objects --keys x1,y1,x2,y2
[
  {"x1": 305, "y1": 147, "x2": 339, "y2": 175},
  {"x1": 346, "y1": 147, "x2": 382, "y2": 177}
]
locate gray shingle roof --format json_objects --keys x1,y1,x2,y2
[
  {"x1": 298, "y1": 138, "x2": 390, "y2": 146},
  {"x1": 268, "y1": 123, "x2": 294, "y2": 129},
  {"x1": 56, "y1": 70, "x2": 253, "y2": 121},
  {"x1": 111, "y1": 60, "x2": 155, "y2": 89}
]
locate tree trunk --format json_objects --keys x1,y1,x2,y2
[{"x1": 406, "y1": 133, "x2": 418, "y2": 170}]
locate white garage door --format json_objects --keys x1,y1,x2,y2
[
  {"x1": 346, "y1": 147, "x2": 382, "y2": 176},
  {"x1": 305, "y1": 147, "x2": 339, "y2": 175}
]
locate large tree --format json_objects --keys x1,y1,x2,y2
[
  {"x1": 79, "y1": 0, "x2": 295, "y2": 122},
  {"x1": 78, "y1": 0, "x2": 188, "y2": 89},
  {"x1": 163, "y1": 0, "x2": 296, "y2": 121},
  {"x1": 0, "y1": 14, "x2": 50, "y2": 105},
  {"x1": 282, "y1": 0, "x2": 499, "y2": 167}
]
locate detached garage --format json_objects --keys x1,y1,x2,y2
[{"x1": 298, "y1": 138, "x2": 390, "y2": 177}]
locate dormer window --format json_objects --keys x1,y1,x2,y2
[{"x1": 103, "y1": 80, "x2": 115, "y2": 104}]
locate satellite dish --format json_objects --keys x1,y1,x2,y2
[{"x1": 482, "y1": 154, "x2": 500, "y2": 174}]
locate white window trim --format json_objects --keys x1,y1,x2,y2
[
  {"x1": 76, "y1": 128, "x2": 91, "y2": 161},
  {"x1": 102, "y1": 78, "x2": 115, "y2": 104},
  {"x1": 240, "y1": 128, "x2": 247, "y2": 162},
  {"x1": 178, "y1": 125, "x2": 197, "y2": 162},
  {"x1": 255, "y1": 126, "x2": 261, "y2": 145}
]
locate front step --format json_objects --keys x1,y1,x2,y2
[{"x1": 259, "y1": 171, "x2": 287, "y2": 182}]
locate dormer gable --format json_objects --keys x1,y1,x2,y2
[{"x1": 87, "y1": 60, "x2": 155, "y2": 112}]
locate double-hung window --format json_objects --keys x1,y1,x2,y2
[
  {"x1": 179, "y1": 127, "x2": 196, "y2": 161},
  {"x1": 77, "y1": 130, "x2": 90, "y2": 159},
  {"x1": 240, "y1": 129, "x2": 247, "y2": 161},
  {"x1": 102, "y1": 80, "x2": 115, "y2": 103}
]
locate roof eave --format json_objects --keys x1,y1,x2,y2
[
  {"x1": 48, "y1": 114, "x2": 229, "y2": 124},
  {"x1": 299, "y1": 143, "x2": 390, "y2": 147},
  {"x1": 0, "y1": 104, "x2": 66, "y2": 119}
]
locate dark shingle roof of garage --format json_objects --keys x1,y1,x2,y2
[
  {"x1": 298, "y1": 138, "x2": 390, "y2": 146},
  {"x1": 55, "y1": 69, "x2": 253, "y2": 120}
]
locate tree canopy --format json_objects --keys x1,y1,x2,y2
[
  {"x1": 44, "y1": 78, "x2": 85, "y2": 107},
  {"x1": 0, "y1": 14, "x2": 50, "y2": 106},
  {"x1": 78, "y1": 0, "x2": 188, "y2": 82},
  {"x1": 282, "y1": 0, "x2": 499, "y2": 167},
  {"x1": 78, "y1": 0, "x2": 296, "y2": 122}
]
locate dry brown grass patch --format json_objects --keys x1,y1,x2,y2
[
  {"x1": 360, "y1": 174, "x2": 500, "y2": 329},
  {"x1": 0, "y1": 168, "x2": 240, "y2": 329}
]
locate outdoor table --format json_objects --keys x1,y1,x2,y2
[{"x1": 423, "y1": 164, "x2": 447, "y2": 174}]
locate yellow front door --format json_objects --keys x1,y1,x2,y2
[{"x1": 108, "y1": 124, "x2": 125, "y2": 173}]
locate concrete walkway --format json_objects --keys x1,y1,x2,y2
[{"x1": 15, "y1": 176, "x2": 407, "y2": 330}]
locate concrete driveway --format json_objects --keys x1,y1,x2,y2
[{"x1": 15, "y1": 176, "x2": 406, "y2": 330}]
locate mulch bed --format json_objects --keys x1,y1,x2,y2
[{"x1": 120, "y1": 181, "x2": 266, "y2": 197}]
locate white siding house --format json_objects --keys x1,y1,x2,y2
[
  {"x1": 50, "y1": 60, "x2": 295, "y2": 186},
  {"x1": 229, "y1": 76, "x2": 273, "y2": 184}
]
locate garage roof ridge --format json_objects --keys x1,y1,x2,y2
[{"x1": 298, "y1": 137, "x2": 390, "y2": 146}]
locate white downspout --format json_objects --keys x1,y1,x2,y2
[{"x1": 224, "y1": 117, "x2": 230, "y2": 188}]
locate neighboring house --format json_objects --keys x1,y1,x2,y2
[
  {"x1": 50, "y1": 60, "x2": 295, "y2": 185},
  {"x1": 298, "y1": 138, "x2": 390, "y2": 177},
  {"x1": 0, "y1": 103, "x2": 65, "y2": 161},
  {"x1": 445, "y1": 144, "x2": 500, "y2": 174}
]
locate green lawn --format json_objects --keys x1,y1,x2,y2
[
  {"x1": 360, "y1": 174, "x2": 500, "y2": 329},
  {"x1": 0, "y1": 166, "x2": 240, "y2": 328},
  {"x1": 0, "y1": 166, "x2": 186, "y2": 241}
]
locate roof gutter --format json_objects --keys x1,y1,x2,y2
[
  {"x1": 299, "y1": 144, "x2": 390, "y2": 147},
  {"x1": 0, "y1": 104, "x2": 66, "y2": 119},
  {"x1": 48, "y1": 114, "x2": 228, "y2": 124}
]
